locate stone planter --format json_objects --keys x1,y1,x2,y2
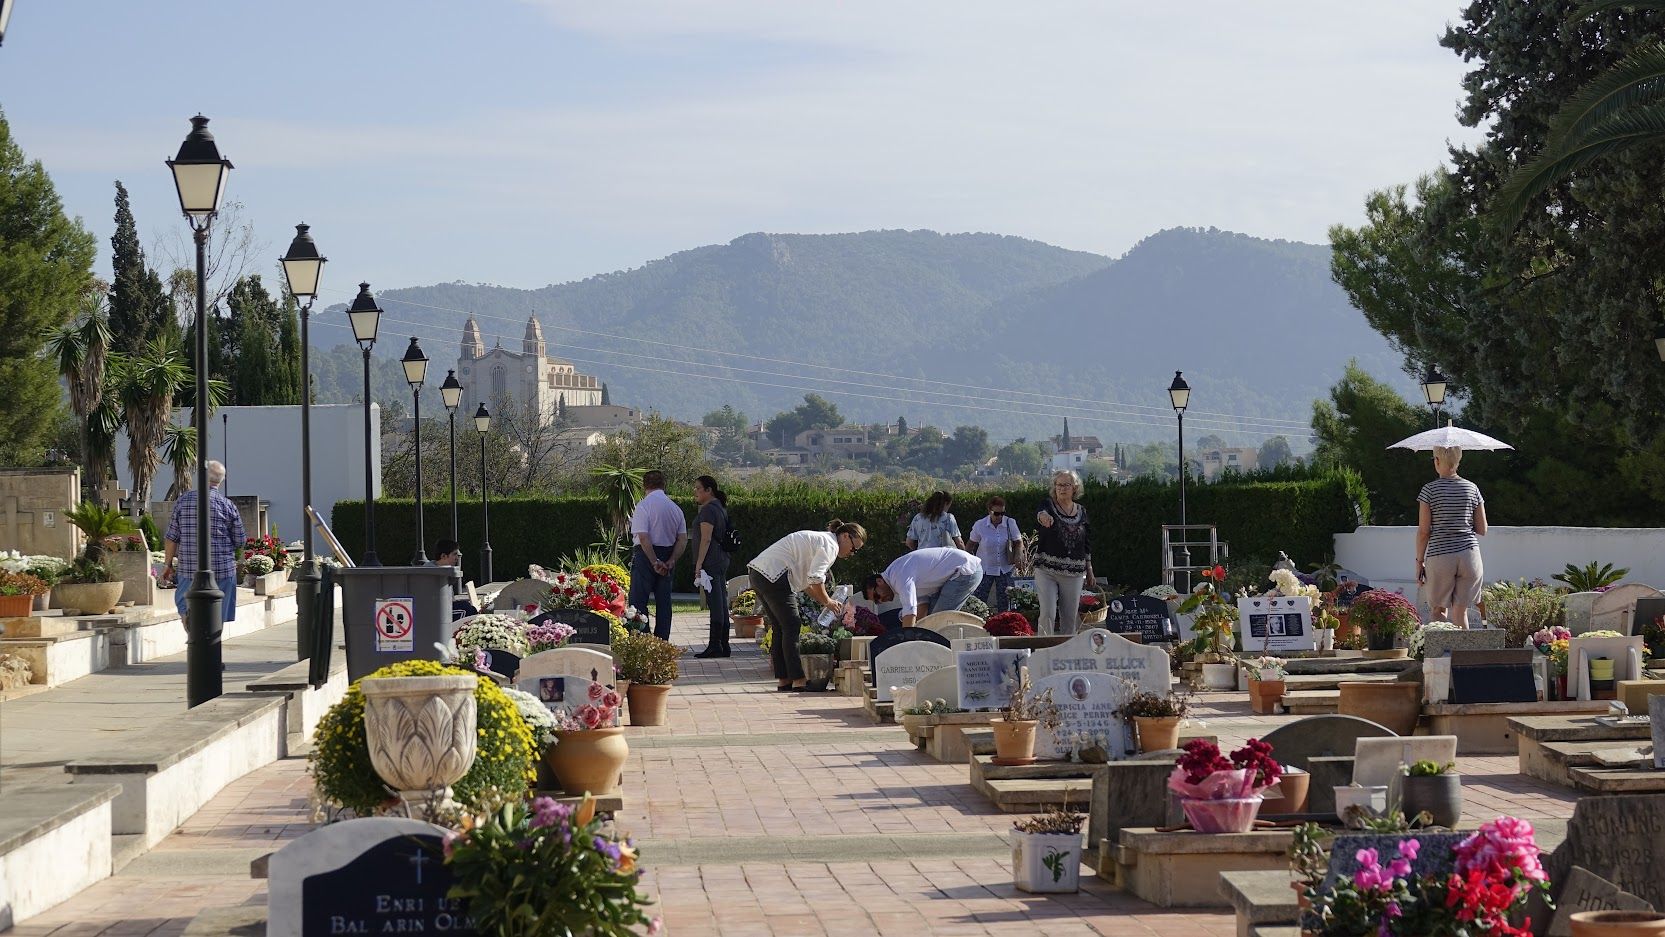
[
  {"x1": 1248, "y1": 677, "x2": 1286, "y2": 714},
  {"x1": 547, "y1": 726, "x2": 628, "y2": 795},
  {"x1": 1569, "y1": 912, "x2": 1665, "y2": 936},
  {"x1": 1201, "y1": 662, "x2": 1237, "y2": 690},
  {"x1": 1337, "y1": 681, "x2": 1420, "y2": 735},
  {"x1": 626, "y1": 683, "x2": 670, "y2": 726},
  {"x1": 105, "y1": 550, "x2": 156, "y2": 607},
  {"x1": 1133, "y1": 715, "x2": 1182, "y2": 752},
  {"x1": 53, "y1": 581, "x2": 124, "y2": 616},
  {"x1": 992, "y1": 719, "x2": 1038, "y2": 765},
  {"x1": 801, "y1": 653, "x2": 834, "y2": 692},
  {"x1": 732, "y1": 615, "x2": 762, "y2": 639},
  {"x1": 360, "y1": 674, "x2": 478, "y2": 812},
  {"x1": 253, "y1": 570, "x2": 289, "y2": 595},
  {"x1": 1400, "y1": 772, "x2": 1463, "y2": 828},
  {"x1": 1013, "y1": 830, "x2": 1081, "y2": 893},
  {"x1": 0, "y1": 593, "x2": 35, "y2": 617},
  {"x1": 1261, "y1": 766, "x2": 1310, "y2": 815}
]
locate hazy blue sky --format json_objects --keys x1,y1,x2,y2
[{"x1": 0, "y1": 1, "x2": 1478, "y2": 299}]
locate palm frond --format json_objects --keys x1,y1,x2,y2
[
  {"x1": 1543, "y1": 42, "x2": 1665, "y2": 151},
  {"x1": 1493, "y1": 101, "x2": 1665, "y2": 228}
]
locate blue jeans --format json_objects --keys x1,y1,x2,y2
[
  {"x1": 173, "y1": 572, "x2": 238, "y2": 623},
  {"x1": 928, "y1": 569, "x2": 984, "y2": 615},
  {"x1": 973, "y1": 572, "x2": 1012, "y2": 612},
  {"x1": 630, "y1": 545, "x2": 675, "y2": 640}
]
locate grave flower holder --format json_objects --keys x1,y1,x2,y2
[
  {"x1": 1181, "y1": 796, "x2": 1263, "y2": 833},
  {"x1": 1013, "y1": 830, "x2": 1081, "y2": 893},
  {"x1": 992, "y1": 719, "x2": 1038, "y2": 765},
  {"x1": 360, "y1": 674, "x2": 479, "y2": 812},
  {"x1": 1248, "y1": 676, "x2": 1286, "y2": 714}
]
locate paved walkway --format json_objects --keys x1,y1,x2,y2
[{"x1": 9, "y1": 610, "x2": 1580, "y2": 936}]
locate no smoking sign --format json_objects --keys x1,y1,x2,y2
[{"x1": 373, "y1": 597, "x2": 416, "y2": 652}]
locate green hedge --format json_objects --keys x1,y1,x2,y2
[{"x1": 331, "y1": 467, "x2": 1368, "y2": 591}]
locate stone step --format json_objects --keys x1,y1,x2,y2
[
  {"x1": 975, "y1": 777, "x2": 1093, "y2": 812},
  {"x1": 0, "y1": 783, "x2": 121, "y2": 927},
  {"x1": 0, "y1": 630, "x2": 111, "y2": 688},
  {"x1": 1569, "y1": 766, "x2": 1665, "y2": 793},
  {"x1": 1, "y1": 615, "x2": 83, "y2": 638},
  {"x1": 962, "y1": 729, "x2": 997, "y2": 756},
  {"x1": 971, "y1": 753, "x2": 1099, "y2": 782},
  {"x1": 1281, "y1": 690, "x2": 1339, "y2": 714}
]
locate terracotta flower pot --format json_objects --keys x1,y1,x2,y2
[
  {"x1": 1337, "y1": 681, "x2": 1421, "y2": 736},
  {"x1": 0, "y1": 593, "x2": 35, "y2": 617},
  {"x1": 626, "y1": 683, "x2": 670, "y2": 726},
  {"x1": 53, "y1": 581, "x2": 124, "y2": 616},
  {"x1": 1261, "y1": 767, "x2": 1309, "y2": 815},
  {"x1": 1570, "y1": 911, "x2": 1665, "y2": 936},
  {"x1": 733, "y1": 615, "x2": 762, "y2": 639},
  {"x1": 992, "y1": 719, "x2": 1038, "y2": 765},
  {"x1": 1134, "y1": 715, "x2": 1182, "y2": 752},
  {"x1": 360, "y1": 674, "x2": 478, "y2": 812},
  {"x1": 1249, "y1": 678, "x2": 1286, "y2": 714},
  {"x1": 548, "y1": 726, "x2": 629, "y2": 795}
]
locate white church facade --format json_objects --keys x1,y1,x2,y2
[{"x1": 456, "y1": 315, "x2": 604, "y2": 420}]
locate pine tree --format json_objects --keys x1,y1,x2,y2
[
  {"x1": 600, "y1": 382, "x2": 611, "y2": 405},
  {"x1": 226, "y1": 275, "x2": 285, "y2": 404},
  {"x1": 108, "y1": 182, "x2": 169, "y2": 356},
  {"x1": 274, "y1": 290, "x2": 301, "y2": 405}
]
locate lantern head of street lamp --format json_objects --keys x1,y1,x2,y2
[
  {"x1": 441, "y1": 370, "x2": 463, "y2": 412},
  {"x1": 280, "y1": 223, "x2": 326, "y2": 301},
  {"x1": 1420, "y1": 364, "x2": 1448, "y2": 408},
  {"x1": 1167, "y1": 371, "x2": 1190, "y2": 413},
  {"x1": 1655, "y1": 324, "x2": 1665, "y2": 363},
  {"x1": 402, "y1": 337, "x2": 429, "y2": 388},
  {"x1": 167, "y1": 115, "x2": 233, "y2": 221},
  {"x1": 474, "y1": 403, "x2": 491, "y2": 435},
  {"x1": 347, "y1": 282, "x2": 382, "y2": 347},
  {"x1": 0, "y1": 0, "x2": 16, "y2": 46}
]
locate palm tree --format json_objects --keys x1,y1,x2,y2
[
  {"x1": 589, "y1": 462, "x2": 643, "y2": 535},
  {"x1": 114, "y1": 335, "x2": 189, "y2": 516},
  {"x1": 161, "y1": 424, "x2": 197, "y2": 501},
  {"x1": 63, "y1": 501, "x2": 138, "y2": 565},
  {"x1": 1495, "y1": 0, "x2": 1665, "y2": 227},
  {"x1": 42, "y1": 288, "x2": 112, "y2": 485},
  {"x1": 83, "y1": 398, "x2": 123, "y2": 498}
]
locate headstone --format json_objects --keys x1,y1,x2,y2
[
  {"x1": 518, "y1": 647, "x2": 614, "y2": 685},
  {"x1": 1261, "y1": 715, "x2": 1398, "y2": 771},
  {"x1": 1236, "y1": 595, "x2": 1316, "y2": 652},
  {"x1": 1563, "y1": 592, "x2": 1601, "y2": 635},
  {"x1": 1546, "y1": 866, "x2": 1656, "y2": 937},
  {"x1": 1567, "y1": 635, "x2": 1646, "y2": 700},
  {"x1": 532, "y1": 609, "x2": 613, "y2": 646},
  {"x1": 1652, "y1": 695, "x2": 1665, "y2": 770},
  {"x1": 1321, "y1": 832, "x2": 1467, "y2": 895},
  {"x1": 1591, "y1": 584, "x2": 1664, "y2": 636},
  {"x1": 1030, "y1": 670, "x2": 1138, "y2": 760},
  {"x1": 911, "y1": 666, "x2": 958, "y2": 709},
  {"x1": 868, "y1": 627, "x2": 950, "y2": 685},
  {"x1": 1023, "y1": 628, "x2": 1170, "y2": 696},
  {"x1": 492, "y1": 578, "x2": 552, "y2": 613},
  {"x1": 936, "y1": 622, "x2": 991, "y2": 642},
  {"x1": 1544, "y1": 793, "x2": 1665, "y2": 909},
  {"x1": 917, "y1": 610, "x2": 985, "y2": 632},
  {"x1": 874, "y1": 642, "x2": 955, "y2": 702},
  {"x1": 1450, "y1": 648, "x2": 1537, "y2": 704},
  {"x1": 1100, "y1": 595, "x2": 1174, "y2": 644},
  {"x1": 950, "y1": 635, "x2": 996, "y2": 654},
  {"x1": 1352, "y1": 736, "x2": 1458, "y2": 788},
  {"x1": 1633, "y1": 597, "x2": 1665, "y2": 640},
  {"x1": 957, "y1": 648, "x2": 1028, "y2": 711},
  {"x1": 267, "y1": 817, "x2": 475, "y2": 937},
  {"x1": 1423, "y1": 629, "x2": 1507, "y2": 658},
  {"x1": 515, "y1": 674, "x2": 619, "y2": 727}
]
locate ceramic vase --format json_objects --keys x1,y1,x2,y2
[
  {"x1": 548, "y1": 726, "x2": 629, "y2": 795},
  {"x1": 1400, "y1": 772, "x2": 1463, "y2": 828},
  {"x1": 1569, "y1": 911, "x2": 1665, "y2": 936},
  {"x1": 992, "y1": 719, "x2": 1038, "y2": 765},
  {"x1": 732, "y1": 615, "x2": 762, "y2": 639},
  {"x1": 1248, "y1": 678, "x2": 1286, "y2": 714},
  {"x1": 360, "y1": 674, "x2": 478, "y2": 812},
  {"x1": 0, "y1": 593, "x2": 35, "y2": 617},
  {"x1": 1261, "y1": 767, "x2": 1310, "y2": 815}
]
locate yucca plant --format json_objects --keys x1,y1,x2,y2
[
  {"x1": 114, "y1": 335, "x2": 190, "y2": 514},
  {"x1": 161, "y1": 424, "x2": 197, "y2": 501},
  {"x1": 42, "y1": 289, "x2": 112, "y2": 475},
  {"x1": 1552, "y1": 560, "x2": 1628, "y2": 592},
  {"x1": 64, "y1": 501, "x2": 139, "y2": 565}
]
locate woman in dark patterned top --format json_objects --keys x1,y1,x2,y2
[
  {"x1": 1033, "y1": 469, "x2": 1098, "y2": 635},
  {"x1": 1415, "y1": 445, "x2": 1488, "y2": 627}
]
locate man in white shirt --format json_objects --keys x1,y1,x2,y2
[
  {"x1": 861, "y1": 547, "x2": 983, "y2": 629},
  {"x1": 967, "y1": 496, "x2": 1021, "y2": 612},
  {"x1": 628, "y1": 470, "x2": 687, "y2": 640}
]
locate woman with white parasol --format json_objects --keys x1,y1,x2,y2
[{"x1": 1389, "y1": 423, "x2": 1510, "y2": 628}]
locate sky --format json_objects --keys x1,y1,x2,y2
[{"x1": 0, "y1": 1, "x2": 1481, "y2": 302}]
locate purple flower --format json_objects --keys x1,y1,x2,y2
[{"x1": 529, "y1": 796, "x2": 571, "y2": 830}]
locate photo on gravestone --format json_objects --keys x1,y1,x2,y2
[
  {"x1": 1236, "y1": 596, "x2": 1317, "y2": 652},
  {"x1": 957, "y1": 648, "x2": 1028, "y2": 711},
  {"x1": 1101, "y1": 595, "x2": 1174, "y2": 644},
  {"x1": 267, "y1": 818, "x2": 475, "y2": 937},
  {"x1": 518, "y1": 647, "x2": 614, "y2": 686},
  {"x1": 1029, "y1": 670, "x2": 1137, "y2": 760},
  {"x1": 1449, "y1": 648, "x2": 1537, "y2": 704},
  {"x1": 532, "y1": 609, "x2": 613, "y2": 646},
  {"x1": 515, "y1": 675, "x2": 617, "y2": 726},
  {"x1": 1545, "y1": 866, "x2": 1656, "y2": 937},
  {"x1": 873, "y1": 641, "x2": 955, "y2": 703},
  {"x1": 867, "y1": 627, "x2": 951, "y2": 685},
  {"x1": 1543, "y1": 793, "x2": 1665, "y2": 910},
  {"x1": 1025, "y1": 628, "x2": 1171, "y2": 697}
]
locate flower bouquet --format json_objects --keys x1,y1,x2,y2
[
  {"x1": 1349, "y1": 590, "x2": 1419, "y2": 653},
  {"x1": 452, "y1": 614, "x2": 532, "y2": 674},
  {"x1": 526, "y1": 620, "x2": 577, "y2": 654},
  {"x1": 1168, "y1": 738, "x2": 1281, "y2": 833},
  {"x1": 1078, "y1": 592, "x2": 1106, "y2": 625},
  {"x1": 848, "y1": 606, "x2": 886, "y2": 637},
  {"x1": 986, "y1": 611, "x2": 1035, "y2": 637}
]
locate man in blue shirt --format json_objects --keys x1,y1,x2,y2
[{"x1": 161, "y1": 460, "x2": 246, "y2": 623}]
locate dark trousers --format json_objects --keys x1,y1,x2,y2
[
  {"x1": 630, "y1": 545, "x2": 675, "y2": 640},
  {"x1": 751, "y1": 568, "x2": 802, "y2": 682},
  {"x1": 705, "y1": 561, "x2": 730, "y2": 652}
]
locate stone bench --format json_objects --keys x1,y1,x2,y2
[
  {"x1": 1103, "y1": 827, "x2": 1295, "y2": 908},
  {"x1": 1567, "y1": 765, "x2": 1665, "y2": 793},
  {"x1": 903, "y1": 712, "x2": 1001, "y2": 763},
  {"x1": 244, "y1": 655, "x2": 349, "y2": 747},
  {"x1": 0, "y1": 629, "x2": 110, "y2": 687},
  {"x1": 64, "y1": 693, "x2": 288, "y2": 849},
  {"x1": 1220, "y1": 869, "x2": 1301, "y2": 937},
  {"x1": 1424, "y1": 700, "x2": 1610, "y2": 755},
  {"x1": 0, "y1": 783, "x2": 121, "y2": 929}
]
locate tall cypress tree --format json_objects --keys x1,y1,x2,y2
[{"x1": 108, "y1": 181, "x2": 168, "y2": 356}]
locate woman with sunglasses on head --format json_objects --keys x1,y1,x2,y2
[
  {"x1": 968, "y1": 496, "x2": 1021, "y2": 612},
  {"x1": 1033, "y1": 469, "x2": 1097, "y2": 635},
  {"x1": 746, "y1": 520, "x2": 867, "y2": 691}
]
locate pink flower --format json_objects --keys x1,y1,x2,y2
[
  {"x1": 1387, "y1": 858, "x2": 1411, "y2": 879},
  {"x1": 1385, "y1": 901, "x2": 1402, "y2": 919},
  {"x1": 588, "y1": 682, "x2": 605, "y2": 701},
  {"x1": 602, "y1": 690, "x2": 621, "y2": 708},
  {"x1": 580, "y1": 704, "x2": 603, "y2": 729},
  {"x1": 1398, "y1": 839, "x2": 1420, "y2": 861}
]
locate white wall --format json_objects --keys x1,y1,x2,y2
[
  {"x1": 115, "y1": 404, "x2": 380, "y2": 539},
  {"x1": 1335, "y1": 525, "x2": 1665, "y2": 589}
]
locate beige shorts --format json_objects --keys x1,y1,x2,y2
[{"x1": 1424, "y1": 548, "x2": 1483, "y2": 609}]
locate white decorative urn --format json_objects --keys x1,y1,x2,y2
[{"x1": 361, "y1": 674, "x2": 478, "y2": 812}]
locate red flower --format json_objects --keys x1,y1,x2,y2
[{"x1": 985, "y1": 612, "x2": 1034, "y2": 637}]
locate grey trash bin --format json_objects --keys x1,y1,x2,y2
[{"x1": 336, "y1": 565, "x2": 463, "y2": 680}]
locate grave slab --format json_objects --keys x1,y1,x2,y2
[
  {"x1": 1108, "y1": 827, "x2": 1295, "y2": 908},
  {"x1": 1542, "y1": 793, "x2": 1665, "y2": 910},
  {"x1": 266, "y1": 817, "x2": 472, "y2": 937},
  {"x1": 1511, "y1": 714, "x2": 1656, "y2": 787},
  {"x1": 1423, "y1": 628, "x2": 1507, "y2": 659},
  {"x1": 1424, "y1": 699, "x2": 1610, "y2": 755},
  {"x1": 1261, "y1": 715, "x2": 1397, "y2": 771}
]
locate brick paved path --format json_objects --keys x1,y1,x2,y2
[{"x1": 14, "y1": 611, "x2": 1577, "y2": 936}]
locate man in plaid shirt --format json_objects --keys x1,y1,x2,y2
[{"x1": 162, "y1": 460, "x2": 246, "y2": 623}]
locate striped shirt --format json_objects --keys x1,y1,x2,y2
[{"x1": 1418, "y1": 476, "x2": 1484, "y2": 558}]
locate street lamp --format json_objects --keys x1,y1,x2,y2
[
  {"x1": 402, "y1": 337, "x2": 430, "y2": 566},
  {"x1": 281, "y1": 224, "x2": 325, "y2": 661},
  {"x1": 1167, "y1": 371, "x2": 1191, "y2": 586},
  {"x1": 1420, "y1": 364, "x2": 1448, "y2": 426},
  {"x1": 347, "y1": 283, "x2": 382, "y2": 566},
  {"x1": 168, "y1": 115, "x2": 232, "y2": 708},
  {"x1": 0, "y1": 0, "x2": 16, "y2": 46},
  {"x1": 474, "y1": 403, "x2": 493, "y2": 584},
  {"x1": 441, "y1": 370, "x2": 462, "y2": 542}
]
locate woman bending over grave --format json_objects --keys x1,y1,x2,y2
[
  {"x1": 747, "y1": 521, "x2": 867, "y2": 691},
  {"x1": 1033, "y1": 469, "x2": 1098, "y2": 635},
  {"x1": 1415, "y1": 446, "x2": 1488, "y2": 628}
]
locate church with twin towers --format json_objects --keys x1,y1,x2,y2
[{"x1": 456, "y1": 314, "x2": 605, "y2": 420}]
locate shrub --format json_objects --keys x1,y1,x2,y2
[
  {"x1": 242, "y1": 554, "x2": 275, "y2": 577},
  {"x1": 309, "y1": 660, "x2": 537, "y2": 816},
  {"x1": 729, "y1": 589, "x2": 760, "y2": 616},
  {"x1": 960, "y1": 595, "x2": 991, "y2": 619},
  {"x1": 799, "y1": 630, "x2": 839, "y2": 655},
  {"x1": 1483, "y1": 580, "x2": 1564, "y2": 647},
  {"x1": 613, "y1": 630, "x2": 681, "y2": 684},
  {"x1": 452, "y1": 614, "x2": 531, "y2": 659},
  {"x1": 986, "y1": 611, "x2": 1034, "y2": 637},
  {"x1": 1552, "y1": 560, "x2": 1627, "y2": 592},
  {"x1": 1348, "y1": 590, "x2": 1419, "y2": 642},
  {"x1": 1117, "y1": 688, "x2": 1189, "y2": 719}
]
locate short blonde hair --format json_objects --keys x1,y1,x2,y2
[
  {"x1": 1433, "y1": 446, "x2": 1462, "y2": 471},
  {"x1": 1051, "y1": 469, "x2": 1083, "y2": 498}
]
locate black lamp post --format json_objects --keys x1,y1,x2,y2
[
  {"x1": 281, "y1": 224, "x2": 326, "y2": 661},
  {"x1": 1168, "y1": 371, "x2": 1191, "y2": 585},
  {"x1": 347, "y1": 283, "x2": 382, "y2": 566},
  {"x1": 0, "y1": 0, "x2": 16, "y2": 46},
  {"x1": 1420, "y1": 364, "x2": 1448, "y2": 427},
  {"x1": 441, "y1": 370, "x2": 462, "y2": 542},
  {"x1": 475, "y1": 403, "x2": 493, "y2": 584},
  {"x1": 168, "y1": 115, "x2": 232, "y2": 708},
  {"x1": 402, "y1": 338, "x2": 430, "y2": 566}
]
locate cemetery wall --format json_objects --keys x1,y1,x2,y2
[{"x1": 1337, "y1": 525, "x2": 1665, "y2": 588}]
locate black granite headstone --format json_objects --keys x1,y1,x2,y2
[
  {"x1": 476, "y1": 649, "x2": 520, "y2": 681},
  {"x1": 301, "y1": 834, "x2": 475, "y2": 935},
  {"x1": 1100, "y1": 595, "x2": 1174, "y2": 644},
  {"x1": 532, "y1": 609, "x2": 613, "y2": 646},
  {"x1": 1450, "y1": 648, "x2": 1537, "y2": 704},
  {"x1": 868, "y1": 627, "x2": 950, "y2": 686}
]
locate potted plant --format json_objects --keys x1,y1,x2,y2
[
  {"x1": 450, "y1": 613, "x2": 532, "y2": 679},
  {"x1": 1530, "y1": 625, "x2": 1573, "y2": 699},
  {"x1": 1242, "y1": 655, "x2": 1287, "y2": 714},
  {"x1": 798, "y1": 629, "x2": 838, "y2": 692},
  {"x1": 1641, "y1": 615, "x2": 1665, "y2": 666},
  {"x1": 11, "y1": 555, "x2": 70, "y2": 610},
  {"x1": 730, "y1": 588, "x2": 763, "y2": 639},
  {"x1": 1400, "y1": 759, "x2": 1462, "y2": 828},
  {"x1": 1167, "y1": 737, "x2": 1282, "y2": 833},
  {"x1": 1313, "y1": 599, "x2": 1339, "y2": 652},
  {"x1": 360, "y1": 669, "x2": 479, "y2": 812},
  {"x1": 1008, "y1": 585, "x2": 1040, "y2": 628},
  {"x1": 1116, "y1": 688, "x2": 1189, "y2": 752},
  {"x1": 1177, "y1": 565, "x2": 1239, "y2": 688},
  {"x1": 614, "y1": 630, "x2": 681, "y2": 725},
  {"x1": 0, "y1": 570, "x2": 50, "y2": 618},
  {"x1": 985, "y1": 611, "x2": 1035, "y2": 638},
  {"x1": 1260, "y1": 763, "x2": 1311, "y2": 816},
  {"x1": 1078, "y1": 591, "x2": 1106, "y2": 626},
  {"x1": 1012, "y1": 804, "x2": 1086, "y2": 894},
  {"x1": 960, "y1": 595, "x2": 992, "y2": 620},
  {"x1": 57, "y1": 501, "x2": 137, "y2": 615},
  {"x1": 1568, "y1": 912, "x2": 1665, "y2": 935},
  {"x1": 992, "y1": 667, "x2": 1058, "y2": 765},
  {"x1": 548, "y1": 681, "x2": 628, "y2": 795},
  {"x1": 1348, "y1": 590, "x2": 1419, "y2": 658},
  {"x1": 241, "y1": 553, "x2": 275, "y2": 588},
  {"x1": 1288, "y1": 821, "x2": 1330, "y2": 914}
]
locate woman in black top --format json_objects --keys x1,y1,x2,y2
[
  {"x1": 693, "y1": 475, "x2": 732, "y2": 658},
  {"x1": 1033, "y1": 469, "x2": 1098, "y2": 634}
]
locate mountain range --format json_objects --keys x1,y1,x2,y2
[{"x1": 314, "y1": 227, "x2": 1407, "y2": 446}]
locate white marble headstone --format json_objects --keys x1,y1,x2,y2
[
  {"x1": 1566, "y1": 635, "x2": 1645, "y2": 700},
  {"x1": 936, "y1": 622, "x2": 991, "y2": 642},
  {"x1": 957, "y1": 649, "x2": 1028, "y2": 711},
  {"x1": 911, "y1": 666, "x2": 959, "y2": 710},
  {"x1": 1030, "y1": 670, "x2": 1138, "y2": 760},
  {"x1": 268, "y1": 817, "x2": 459, "y2": 937},
  {"x1": 1353, "y1": 735, "x2": 1459, "y2": 813},
  {"x1": 1236, "y1": 595, "x2": 1317, "y2": 652},
  {"x1": 518, "y1": 647, "x2": 614, "y2": 685},
  {"x1": 950, "y1": 635, "x2": 997, "y2": 654},
  {"x1": 917, "y1": 610, "x2": 985, "y2": 632},
  {"x1": 874, "y1": 642, "x2": 955, "y2": 702},
  {"x1": 515, "y1": 674, "x2": 619, "y2": 726},
  {"x1": 1024, "y1": 628, "x2": 1170, "y2": 695}
]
